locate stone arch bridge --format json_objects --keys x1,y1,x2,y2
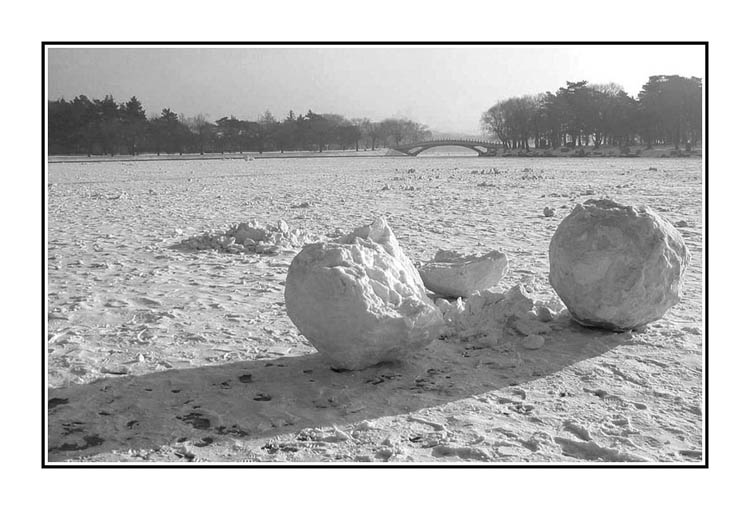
[{"x1": 389, "y1": 138, "x2": 503, "y2": 156}]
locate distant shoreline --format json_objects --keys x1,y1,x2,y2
[
  {"x1": 47, "y1": 145, "x2": 702, "y2": 164},
  {"x1": 48, "y1": 151, "x2": 388, "y2": 164},
  {"x1": 486, "y1": 145, "x2": 702, "y2": 159}
]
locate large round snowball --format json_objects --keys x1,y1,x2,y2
[
  {"x1": 285, "y1": 217, "x2": 444, "y2": 370},
  {"x1": 549, "y1": 199, "x2": 690, "y2": 331}
]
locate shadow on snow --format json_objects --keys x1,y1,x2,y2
[{"x1": 47, "y1": 319, "x2": 626, "y2": 461}]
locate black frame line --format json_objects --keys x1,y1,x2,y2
[{"x1": 42, "y1": 41, "x2": 708, "y2": 469}]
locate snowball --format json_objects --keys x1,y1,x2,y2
[
  {"x1": 284, "y1": 217, "x2": 444, "y2": 370},
  {"x1": 549, "y1": 199, "x2": 690, "y2": 331},
  {"x1": 418, "y1": 249, "x2": 509, "y2": 298}
]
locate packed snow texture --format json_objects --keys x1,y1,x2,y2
[
  {"x1": 284, "y1": 217, "x2": 444, "y2": 370},
  {"x1": 549, "y1": 198, "x2": 690, "y2": 330},
  {"x1": 176, "y1": 219, "x2": 319, "y2": 255},
  {"x1": 437, "y1": 284, "x2": 565, "y2": 347}
]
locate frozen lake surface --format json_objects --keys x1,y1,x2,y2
[{"x1": 46, "y1": 156, "x2": 704, "y2": 463}]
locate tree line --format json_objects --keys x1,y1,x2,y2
[
  {"x1": 48, "y1": 96, "x2": 432, "y2": 156},
  {"x1": 480, "y1": 75, "x2": 702, "y2": 151}
]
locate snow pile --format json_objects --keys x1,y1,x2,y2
[
  {"x1": 436, "y1": 285, "x2": 565, "y2": 346},
  {"x1": 520, "y1": 168, "x2": 545, "y2": 180},
  {"x1": 471, "y1": 168, "x2": 503, "y2": 175},
  {"x1": 176, "y1": 219, "x2": 319, "y2": 255},
  {"x1": 285, "y1": 217, "x2": 444, "y2": 370}
]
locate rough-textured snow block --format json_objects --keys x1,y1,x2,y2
[
  {"x1": 549, "y1": 199, "x2": 690, "y2": 331},
  {"x1": 285, "y1": 217, "x2": 444, "y2": 370},
  {"x1": 418, "y1": 249, "x2": 509, "y2": 298},
  {"x1": 441, "y1": 284, "x2": 541, "y2": 344}
]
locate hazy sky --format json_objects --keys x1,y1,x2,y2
[{"x1": 48, "y1": 45, "x2": 704, "y2": 134}]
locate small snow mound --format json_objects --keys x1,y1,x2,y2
[
  {"x1": 438, "y1": 285, "x2": 564, "y2": 345},
  {"x1": 521, "y1": 168, "x2": 545, "y2": 180},
  {"x1": 175, "y1": 219, "x2": 319, "y2": 255},
  {"x1": 522, "y1": 334, "x2": 545, "y2": 350}
]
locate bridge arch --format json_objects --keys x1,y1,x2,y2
[{"x1": 390, "y1": 138, "x2": 501, "y2": 157}]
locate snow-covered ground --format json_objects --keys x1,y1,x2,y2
[{"x1": 46, "y1": 155, "x2": 703, "y2": 463}]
